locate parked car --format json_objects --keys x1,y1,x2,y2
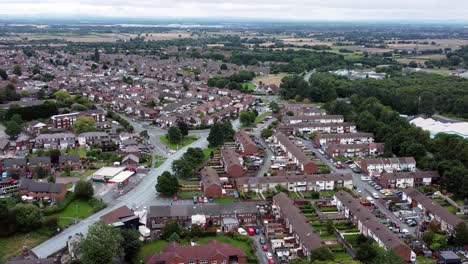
[
  {"x1": 172, "y1": 195, "x2": 178, "y2": 202},
  {"x1": 262, "y1": 245, "x2": 268, "y2": 252},
  {"x1": 266, "y1": 252, "x2": 273, "y2": 259},
  {"x1": 198, "y1": 197, "x2": 203, "y2": 203},
  {"x1": 193, "y1": 196, "x2": 198, "y2": 204},
  {"x1": 238, "y1": 228, "x2": 248, "y2": 235},
  {"x1": 260, "y1": 236, "x2": 266, "y2": 244},
  {"x1": 203, "y1": 197, "x2": 208, "y2": 203},
  {"x1": 372, "y1": 192, "x2": 380, "y2": 199},
  {"x1": 248, "y1": 228, "x2": 255, "y2": 236},
  {"x1": 268, "y1": 259, "x2": 275, "y2": 264},
  {"x1": 208, "y1": 197, "x2": 214, "y2": 203}
]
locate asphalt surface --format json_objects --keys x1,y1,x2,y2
[{"x1": 299, "y1": 137, "x2": 415, "y2": 235}]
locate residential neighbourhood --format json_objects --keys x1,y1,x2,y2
[{"x1": 0, "y1": 14, "x2": 467, "y2": 264}]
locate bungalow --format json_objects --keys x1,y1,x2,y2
[{"x1": 333, "y1": 191, "x2": 416, "y2": 262}]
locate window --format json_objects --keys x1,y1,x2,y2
[
  {"x1": 212, "y1": 261, "x2": 217, "y2": 264},
  {"x1": 221, "y1": 260, "x2": 227, "y2": 264},
  {"x1": 200, "y1": 261, "x2": 208, "y2": 264},
  {"x1": 188, "y1": 261, "x2": 195, "y2": 264}
]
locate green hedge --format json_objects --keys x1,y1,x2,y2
[{"x1": 42, "y1": 192, "x2": 76, "y2": 216}]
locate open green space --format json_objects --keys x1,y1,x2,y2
[
  {"x1": 0, "y1": 230, "x2": 52, "y2": 263},
  {"x1": 241, "y1": 82, "x2": 254, "y2": 91},
  {"x1": 135, "y1": 240, "x2": 169, "y2": 263},
  {"x1": 214, "y1": 197, "x2": 236, "y2": 203},
  {"x1": 49, "y1": 199, "x2": 94, "y2": 228},
  {"x1": 66, "y1": 147, "x2": 87, "y2": 158},
  {"x1": 159, "y1": 135, "x2": 199, "y2": 150},
  {"x1": 154, "y1": 155, "x2": 167, "y2": 168},
  {"x1": 254, "y1": 111, "x2": 272, "y2": 124}
]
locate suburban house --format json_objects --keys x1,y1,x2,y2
[
  {"x1": 147, "y1": 202, "x2": 261, "y2": 232},
  {"x1": 333, "y1": 191, "x2": 416, "y2": 262},
  {"x1": 278, "y1": 122, "x2": 357, "y2": 135},
  {"x1": 100, "y1": 205, "x2": 140, "y2": 229},
  {"x1": 235, "y1": 131, "x2": 258, "y2": 156},
  {"x1": 58, "y1": 155, "x2": 81, "y2": 171},
  {"x1": 50, "y1": 109, "x2": 106, "y2": 129},
  {"x1": 272, "y1": 132, "x2": 318, "y2": 174},
  {"x1": 221, "y1": 147, "x2": 245, "y2": 178},
  {"x1": 283, "y1": 104, "x2": 326, "y2": 116},
  {"x1": 376, "y1": 171, "x2": 440, "y2": 189},
  {"x1": 145, "y1": 240, "x2": 248, "y2": 264},
  {"x1": 121, "y1": 154, "x2": 139, "y2": 168},
  {"x1": 272, "y1": 193, "x2": 324, "y2": 258},
  {"x1": 28, "y1": 156, "x2": 52, "y2": 176},
  {"x1": 315, "y1": 133, "x2": 374, "y2": 147},
  {"x1": 77, "y1": 132, "x2": 111, "y2": 146},
  {"x1": 402, "y1": 188, "x2": 464, "y2": 234},
  {"x1": 283, "y1": 114, "x2": 344, "y2": 124},
  {"x1": 35, "y1": 133, "x2": 77, "y2": 149},
  {"x1": 19, "y1": 179, "x2": 67, "y2": 203},
  {"x1": 2, "y1": 158, "x2": 27, "y2": 174},
  {"x1": 324, "y1": 143, "x2": 385, "y2": 158},
  {"x1": 201, "y1": 166, "x2": 223, "y2": 198},
  {"x1": 236, "y1": 173, "x2": 353, "y2": 193},
  {"x1": 359, "y1": 157, "x2": 416, "y2": 175}
]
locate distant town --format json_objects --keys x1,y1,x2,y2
[{"x1": 0, "y1": 18, "x2": 467, "y2": 264}]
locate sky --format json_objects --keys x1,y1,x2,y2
[{"x1": 1, "y1": 0, "x2": 468, "y2": 22}]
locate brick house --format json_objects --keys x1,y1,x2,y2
[
  {"x1": 146, "y1": 240, "x2": 248, "y2": 264},
  {"x1": 221, "y1": 147, "x2": 245, "y2": 178},
  {"x1": 201, "y1": 166, "x2": 223, "y2": 198},
  {"x1": 360, "y1": 157, "x2": 416, "y2": 175},
  {"x1": 314, "y1": 132, "x2": 374, "y2": 147},
  {"x1": 122, "y1": 154, "x2": 139, "y2": 168},
  {"x1": 58, "y1": 155, "x2": 81, "y2": 171},
  {"x1": 273, "y1": 132, "x2": 318, "y2": 174},
  {"x1": 29, "y1": 156, "x2": 52, "y2": 176},
  {"x1": 19, "y1": 179, "x2": 67, "y2": 203},
  {"x1": 2, "y1": 158, "x2": 27, "y2": 175},
  {"x1": 50, "y1": 109, "x2": 106, "y2": 129},
  {"x1": 377, "y1": 171, "x2": 439, "y2": 189},
  {"x1": 324, "y1": 143, "x2": 385, "y2": 158},
  {"x1": 235, "y1": 131, "x2": 258, "y2": 156}
]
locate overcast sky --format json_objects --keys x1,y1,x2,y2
[{"x1": 1, "y1": 0, "x2": 467, "y2": 22}]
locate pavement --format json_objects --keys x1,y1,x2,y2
[
  {"x1": 299, "y1": 137, "x2": 415, "y2": 235},
  {"x1": 32, "y1": 133, "x2": 210, "y2": 258},
  {"x1": 253, "y1": 235, "x2": 269, "y2": 264}
]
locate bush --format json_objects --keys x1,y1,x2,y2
[
  {"x1": 89, "y1": 198, "x2": 106, "y2": 212},
  {"x1": 42, "y1": 216, "x2": 58, "y2": 230}
]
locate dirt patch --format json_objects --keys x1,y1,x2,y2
[{"x1": 253, "y1": 73, "x2": 288, "y2": 86}]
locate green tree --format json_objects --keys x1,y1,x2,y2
[
  {"x1": 171, "y1": 159, "x2": 193, "y2": 179},
  {"x1": 167, "y1": 126, "x2": 183, "y2": 145},
  {"x1": 10, "y1": 114, "x2": 23, "y2": 124},
  {"x1": 452, "y1": 222, "x2": 468, "y2": 247},
  {"x1": 13, "y1": 203, "x2": 43, "y2": 231},
  {"x1": 189, "y1": 224, "x2": 204, "y2": 238},
  {"x1": 75, "y1": 180, "x2": 94, "y2": 199},
  {"x1": 162, "y1": 221, "x2": 182, "y2": 240},
  {"x1": 80, "y1": 221, "x2": 123, "y2": 264},
  {"x1": 0, "y1": 203, "x2": 17, "y2": 236},
  {"x1": 207, "y1": 123, "x2": 224, "y2": 147},
  {"x1": 74, "y1": 116, "x2": 97, "y2": 134},
  {"x1": 222, "y1": 122, "x2": 235, "y2": 142},
  {"x1": 63, "y1": 164, "x2": 71, "y2": 177},
  {"x1": 269, "y1": 101, "x2": 280, "y2": 113},
  {"x1": 419, "y1": 91, "x2": 435, "y2": 116},
  {"x1": 220, "y1": 63, "x2": 228, "y2": 70},
  {"x1": 7, "y1": 169, "x2": 19, "y2": 180},
  {"x1": 139, "y1": 130, "x2": 149, "y2": 139},
  {"x1": 0, "y1": 68, "x2": 7, "y2": 80},
  {"x1": 355, "y1": 242, "x2": 378, "y2": 264},
  {"x1": 373, "y1": 249, "x2": 403, "y2": 264},
  {"x1": 54, "y1": 90, "x2": 72, "y2": 102},
  {"x1": 47, "y1": 175, "x2": 56, "y2": 183},
  {"x1": 120, "y1": 229, "x2": 142, "y2": 261},
  {"x1": 13, "y1": 65, "x2": 22, "y2": 76},
  {"x1": 5, "y1": 120, "x2": 21, "y2": 139},
  {"x1": 156, "y1": 171, "x2": 179, "y2": 196},
  {"x1": 177, "y1": 120, "x2": 189, "y2": 136},
  {"x1": 310, "y1": 246, "x2": 334, "y2": 261},
  {"x1": 325, "y1": 220, "x2": 335, "y2": 235},
  {"x1": 34, "y1": 166, "x2": 47, "y2": 179}
]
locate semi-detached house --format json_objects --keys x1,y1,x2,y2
[
  {"x1": 360, "y1": 157, "x2": 416, "y2": 175},
  {"x1": 377, "y1": 171, "x2": 439, "y2": 189}
]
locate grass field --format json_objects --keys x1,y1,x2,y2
[
  {"x1": 253, "y1": 73, "x2": 288, "y2": 86},
  {"x1": 66, "y1": 147, "x2": 87, "y2": 158},
  {"x1": 0, "y1": 230, "x2": 52, "y2": 263},
  {"x1": 135, "y1": 240, "x2": 169, "y2": 263},
  {"x1": 241, "y1": 82, "x2": 254, "y2": 91},
  {"x1": 178, "y1": 191, "x2": 202, "y2": 199},
  {"x1": 202, "y1": 147, "x2": 216, "y2": 161},
  {"x1": 49, "y1": 199, "x2": 94, "y2": 228},
  {"x1": 214, "y1": 197, "x2": 236, "y2": 203},
  {"x1": 255, "y1": 112, "x2": 272, "y2": 124},
  {"x1": 154, "y1": 155, "x2": 167, "y2": 168},
  {"x1": 159, "y1": 135, "x2": 199, "y2": 150}
]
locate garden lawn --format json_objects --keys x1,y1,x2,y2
[
  {"x1": 0, "y1": 230, "x2": 51, "y2": 263},
  {"x1": 416, "y1": 256, "x2": 436, "y2": 264},
  {"x1": 202, "y1": 147, "x2": 216, "y2": 161},
  {"x1": 178, "y1": 191, "x2": 202, "y2": 199},
  {"x1": 49, "y1": 199, "x2": 94, "y2": 228},
  {"x1": 334, "y1": 253, "x2": 353, "y2": 261},
  {"x1": 215, "y1": 197, "x2": 236, "y2": 203},
  {"x1": 66, "y1": 147, "x2": 87, "y2": 158},
  {"x1": 254, "y1": 112, "x2": 271, "y2": 124},
  {"x1": 160, "y1": 135, "x2": 199, "y2": 150},
  {"x1": 79, "y1": 169, "x2": 97, "y2": 181},
  {"x1": 135, "y1": 240, "x2": 169, "y2": 263},
  {"x1": 241, "y1": 82, "x2": 254, "y2": 91},
  {"x1": 198, "y1": 236, "x2": 255, "y2": 259}
]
